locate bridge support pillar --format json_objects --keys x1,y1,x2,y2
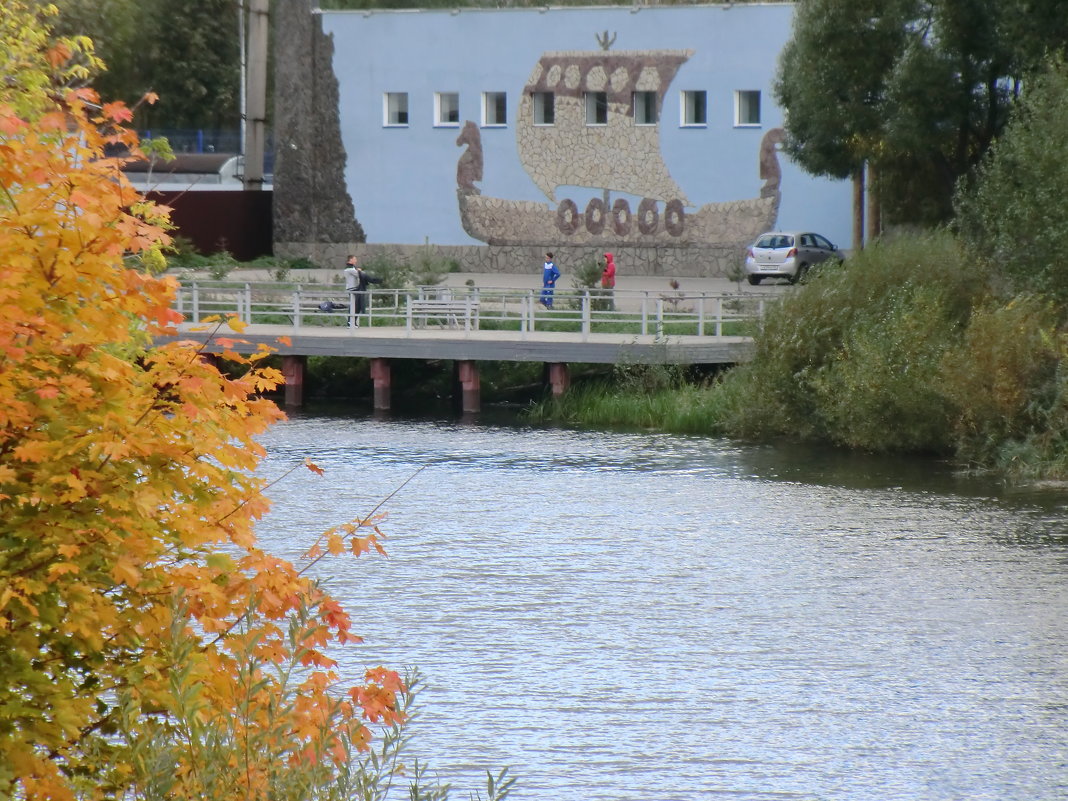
[
  {"x1": 370, "y1": 358, "x2": 391, "y2": 411},
  {"x1": 457, "y1": 360, "x2": 481, "y2": 413},
  {"x1": 548, "y1": 362, "x2": 570, "y2": 397},
  {"x1": 282, "y1": 355, "x2": 306, "y2": 407}
]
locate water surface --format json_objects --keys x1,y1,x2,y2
[{"x1": 255, "y1": 414, "x2": 1068, "y2": 801}]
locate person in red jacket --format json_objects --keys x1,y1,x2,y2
[{"x1": 600, "y1": 252, "x2": 616, "y2": 310}]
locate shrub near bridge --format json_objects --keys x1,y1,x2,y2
[{"x1": 713, "y1": 232, "x2": 984, "y2": 453}]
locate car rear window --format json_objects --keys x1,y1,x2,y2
[{"x1": 756, "y1": 234, "x2": 793, "y2": 248}]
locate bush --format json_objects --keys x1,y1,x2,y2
[
  {"x1": 941, "y1": 295, "x2": 1066, "y2": 474},
  {"x1": 715, "y1": 231, "x2": 983, "y2": 452}
]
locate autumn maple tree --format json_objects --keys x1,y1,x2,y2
[{"x1": 0, "y1": 3, "x2": 410, "y2": 798}]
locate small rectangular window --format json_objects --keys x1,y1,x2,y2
[
  {"x1": 735, "y1": 90, "x2": 761, "y2": 126},
  {"x1": 384, "y1": 92, "x2": 408, "y2": 127},
  {"x1": 533, "y1": 91, "x2": 554, "y2": 125},
  {"x1": 435, "y1": 92, "x2": 460, "y2": 126},
  {"x1": 681, "y1": 90, "x2": 707, "y2": 126},
  {"x1": 585, "y1": 91, "x2": 608, "y2": 125},
  {"x1": 482, "y1": 91, "x2": 507, "y2": 126},
  {"x1": 633, "y1": 91, "x2": 657, "y2": 125}
]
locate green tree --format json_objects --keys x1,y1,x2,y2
[
  {"x1": 53, "y1": 0, "x2": 240, "y2": 130},
  {"x1": 777, "y1": 0, "x2": 1066, "y2": 228},
  {"x1": 50, "y1": 0, "x2": 145, "y2": 106},
  {"x1": 954, "y1": 58, "x2": 1068, "y2": 300},
  {"x1": 774, "y1": 0, "x2": 912, "y2": 242}
]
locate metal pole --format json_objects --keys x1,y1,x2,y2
[
  {"x1": 237, "y1": 0, "x2": 246, "y2": 158},
  {"x1": 243, "y1": 0, "x2": 268, "y2": 190}
]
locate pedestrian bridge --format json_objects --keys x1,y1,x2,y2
[{"x1": 168, "y1": 281, "x2": 763, "y2": 410}]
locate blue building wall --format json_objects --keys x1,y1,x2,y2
[{"x1": 322, "y1": 3, "x2": 851, "y2": 250}]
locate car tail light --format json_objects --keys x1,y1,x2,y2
[
  {"x1": 786, "y1": 248, "x2": 797, "y2": 258},
  {"x1": 746, "y1": 248, "x2": 754, "y2": 259}
]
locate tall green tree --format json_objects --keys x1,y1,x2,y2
[
  {"x1": 774, "y1": 0, "x2": 912, "y2": 242},
  {"x1": 776, "y1": 0, "x2": 1066, "y2": 228},
  {"x1": 53, "y1": 0, "x2": 240, "y2": 130},
  {"x1": 954, "y1": 58, "x2": 1068, "y2": 300},
  {"x1": 49, "y1": 0, "x2": 145, "y2": 106}
]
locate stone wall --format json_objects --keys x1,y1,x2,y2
[{"x1": 275, "y1": 241, "x2": 745, "y2": 278}]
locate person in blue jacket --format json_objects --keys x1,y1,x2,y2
[{"x1": 540, "y1": 251, "x2": 560, "y2": 309}]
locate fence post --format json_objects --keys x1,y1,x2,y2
[
  {"x1": 640, "y1": 293, "x2": 649, "y2": 336},
  {"x1": 244, "y1": 283, "x2": 252, "y2": 323},
  {"x1": 656, "y1": 299, "x2": 664, "y2": 338},
  {"x1": 697, "y1": 295, "x2": 705, "y2": 337},
  {"x1": 293, "y1": 288, "x2": 302, "y2": 329},
  {"x1": 582, "y1": 290, "x2": 591, "y2": 338},
  {"x1": 191, "y1": 281, "x2": 200, "y2": 323}
]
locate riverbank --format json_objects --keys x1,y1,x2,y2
[{"x1": 527, "y1": 232, "x2": 1068, "y2": 484}]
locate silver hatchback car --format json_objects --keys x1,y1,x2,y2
[{"x1": 743, "y1": 231, "x2": 843, "y2": 285}]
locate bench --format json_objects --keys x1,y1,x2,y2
[{"x1": 407, "y1": 298, "x2": 480, "y2": 330}]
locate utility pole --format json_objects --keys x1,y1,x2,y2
[{"x1": 243, "y1": 0, "x2": 269, "y2": 190}]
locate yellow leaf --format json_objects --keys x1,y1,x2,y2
[
  {"x1": 111, "y1": 559, "x2": 141, "y2": 588},
  {"x1": 226, "y1": 315, "x2": 248, "y2": 333}
]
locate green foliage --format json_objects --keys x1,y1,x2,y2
[
  {"x1": 775, "y1": 0, "x2": 909, "y2": 180},
  {"x1": 954, "y1": 58, "x2": 1068, "y2": 301},
  {"x1": 53, "y1": 0, "x2": 240, "y2": 129},
  {"x1": 940, "y1": 295, "x2": 1066, "y2": 475},
  {"x1": 288, "y1": 256, "x2": 321, "y2": 270},
  {"x1": 525, "y1": 377, "x2": 731, "y2": 434},
  {"x1": 716, "y1": 232, "x2": 981, "y2": 451},
  {"x1": 569, "y1": 257, "x2": 602, "y2": 291},
  {"x1": 409, "y1": 248, "x2": 455, "y2": 287},
  {"x1": 776, "y1": 0, "x2": 1062, "y2": 227},
  {"x1": 358, "y1": 253, "x2": 409, "y2": 292}
]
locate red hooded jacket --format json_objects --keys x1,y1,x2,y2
[{"x1": 601, "y1": 253, "x2": 616, "y2": 289}]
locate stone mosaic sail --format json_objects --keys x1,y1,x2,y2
[
  {"x1": 515, "y1": 50, "x2": 693, "y2": 204},
  {"x1": 455, "y1": 47, "x2": 784, "y2": 248}
]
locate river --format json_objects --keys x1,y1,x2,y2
[{"x1": 253, "y1": 410, "x2": 1068, "y2": 801}]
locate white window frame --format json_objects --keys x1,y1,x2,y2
[
  {"x1": 735, "y1": 90, "x2": 761, "y2": 127},
  {"x1": 383, "y1": 92, "x2": 409, "y2": 127},
  {"x1": 584, "y1": 91, "x2": 608, "y2": 126},
  {"x1": 680, "y1": 90, "x2": 707, "y2": 127},
  {"x1": 482, "y1": 91, "x2": 507, "y2": 127},
  {"x1": 633, "y1": 91, "x2": 657, "y2": 125},
  {"x1": 532, "y1": 91, "x2": 555, "y2": 126},
  {"x1": 434, "y1": 91, "x2": 460, "y2": 127}
]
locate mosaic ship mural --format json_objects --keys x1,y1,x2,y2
[{"x1": 456, "y1": 48, "x2": 785, "y2": 248}]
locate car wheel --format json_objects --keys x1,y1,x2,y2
[
  {"x1": 747, "y1": 275, "x2": 762, "y2": 286},
  {"x1": 789, "y1": 264, "x2": 809, "y2": 285}
]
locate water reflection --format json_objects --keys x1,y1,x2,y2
[{"x1": 256, "y1": 413, "x2": 1068, "y2": 801}]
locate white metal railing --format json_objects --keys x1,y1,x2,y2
[{"x1": 172, "y1": 281, "x2": 769, "y2": 338}]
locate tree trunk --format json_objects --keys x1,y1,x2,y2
[
  {"x1": 852, "y1": 169, "x2": 865, "y2": 251},
  {"x1": 867, "y1": 163, "x2": 881, "y2": 241}
]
